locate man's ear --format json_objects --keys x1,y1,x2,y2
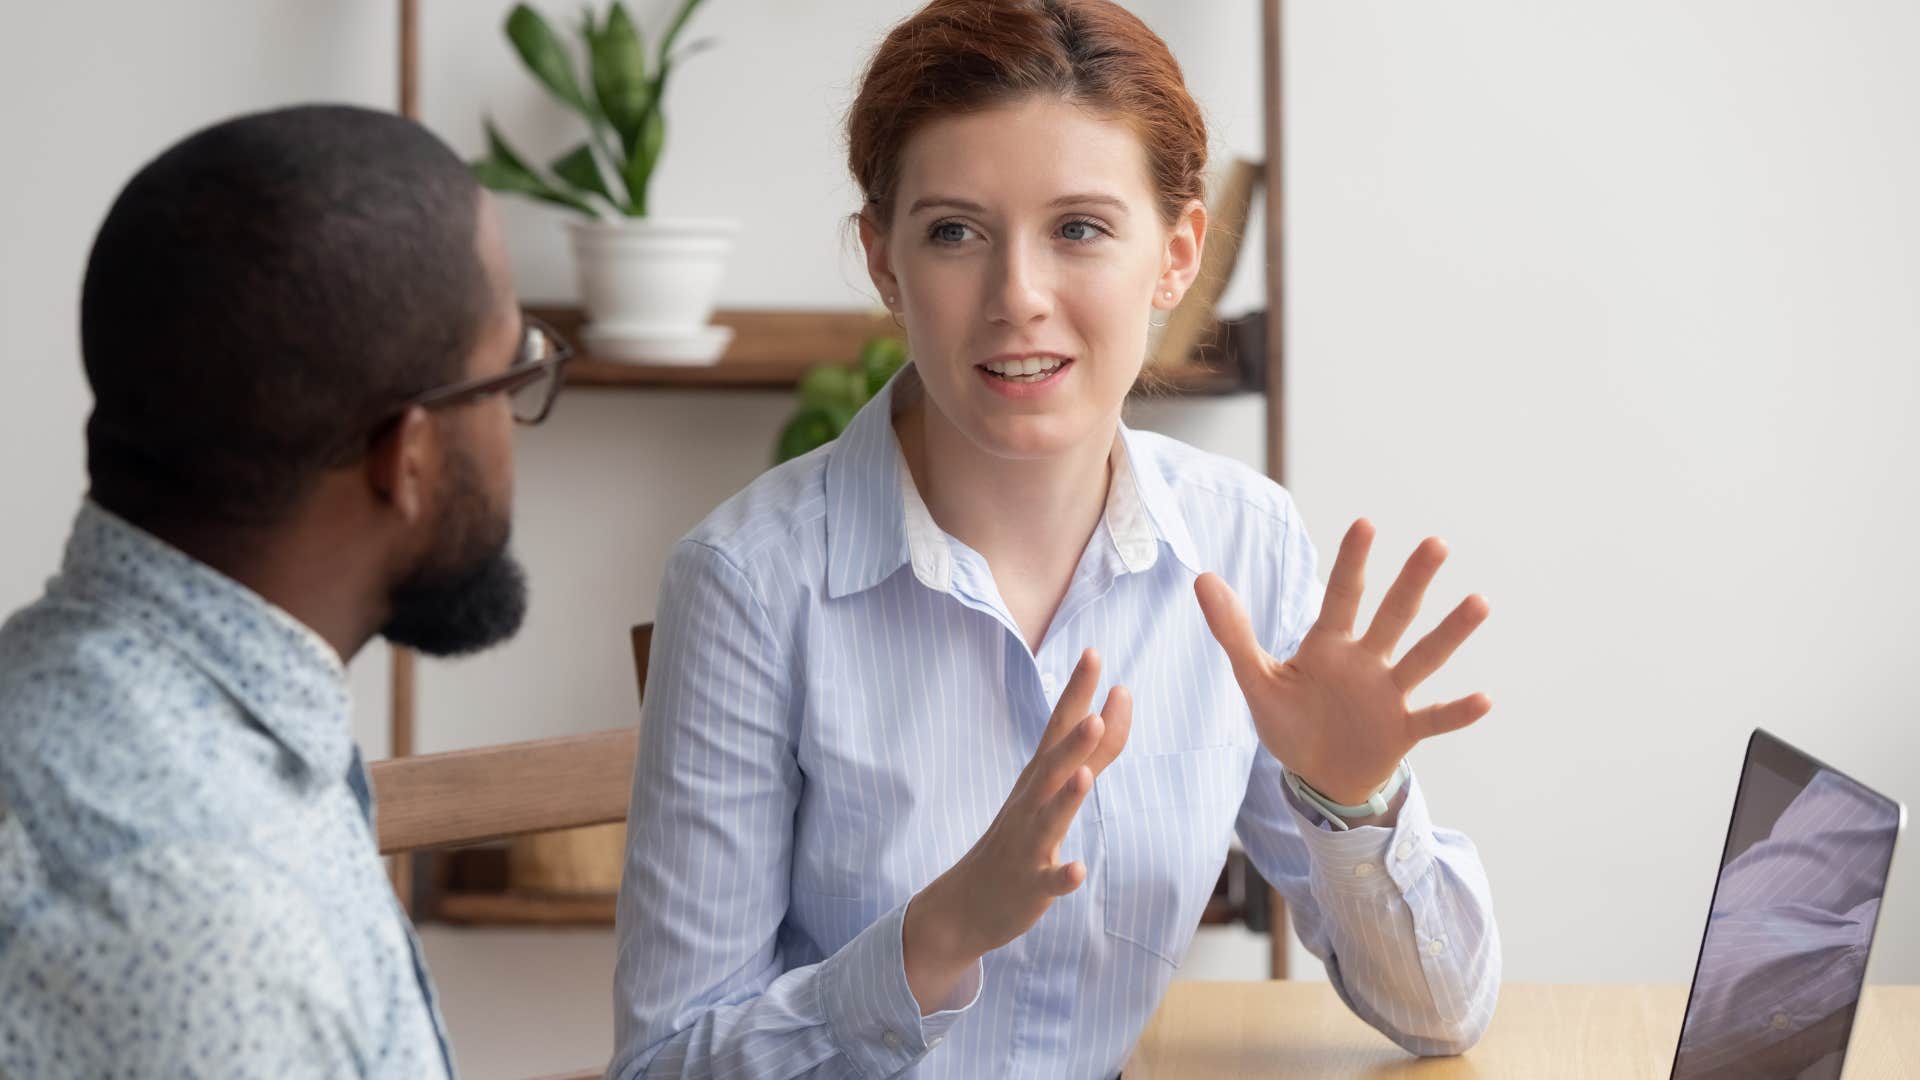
[
  {"x1": 857, "y1": 207, "x2": 901, "y2": 310},
  {"x1": 1155, "y1": 197, "x2": 1209, "y2": 310},
  {"x1": 365, "y1": 405, "x2": 437, "y2": 525}
]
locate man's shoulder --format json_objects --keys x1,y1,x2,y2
[
  {"x1": 0, "y1": 591, "x2": 244, "y2": 773},
  {"x1": 0, "y1": 595, "x2": 296, "y2": 882},
  {"x1": 0, "y1": 591, "x2": 205, "y2": 714}
]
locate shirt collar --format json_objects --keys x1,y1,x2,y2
[
  {"x1": 824, "y1": 368, "x2": 1203, "y2": 599},
  {"x1": 55, "y1": 500, "x2": 354, "y2": 780}
]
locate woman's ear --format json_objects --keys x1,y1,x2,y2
[
  {"x1": 1154, "y1": 197, "x2": 1209, "y2": 310},
  {"x1": 857, "y1": 206, "x2": 902, "y2": 310}
]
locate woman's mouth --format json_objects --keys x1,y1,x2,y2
[{"x1": 981, "y1": 355, "x2": 1068, "y2": 382}]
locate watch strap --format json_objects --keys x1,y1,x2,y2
[{"x1": 1285, "y1": 759, "x2": 1411, "y2": 831}]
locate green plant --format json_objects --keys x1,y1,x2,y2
[
  {"x1": 775, "y1": 337, "x2": 909, "y2": 464},
  {"x1": 472, "y1": 1, "x2": 713, "y2": 217}
]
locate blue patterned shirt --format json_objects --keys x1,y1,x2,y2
[
  {"x1": 0, "y1": 503, "x2": 453, "y2": 1078},
  {"x1": 609, "y1": 370, "x2": 1501, "y2": 1079}
]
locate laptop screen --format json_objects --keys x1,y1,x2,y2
[{"x1": 1670, "y1": 729, "x2": 1904, "y2": 1080}]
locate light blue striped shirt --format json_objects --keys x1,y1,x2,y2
[{"x1": 610, "y1": 371, "x2": 1500, "y2": 1079}]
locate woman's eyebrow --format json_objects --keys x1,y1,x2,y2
[
  {"x1": 1048, "y1": 192, "x2": 1130, "y2": 214},
  {"x1": 905, "y1": 192, "x2": 1133, "y2": 215},
  {"x1": 907, "y1": 195, "x2": 987, "y2": 215}
]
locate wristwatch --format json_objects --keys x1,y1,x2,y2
[{"x1": 1284, "y1": 759, "x2": 1411, "y2": 831}]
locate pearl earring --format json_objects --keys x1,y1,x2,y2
[{"x1": 1163, "y1": 289, "x2": 1174, "y2": 301}]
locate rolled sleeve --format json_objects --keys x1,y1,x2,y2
[
  {"x1": 1283, "y1": 769, "x2": 1443, "y2": 900},
  {"x1": 1241, "y1": 754, "x2": 1501, "y2": 1057},
  {"x1": 819, "y1": 898, "x2": 982, "y2": 1077}
]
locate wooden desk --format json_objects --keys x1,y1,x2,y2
[{"x1": 1127, "y1": 982, "x2": 1920, "y2": 1079}]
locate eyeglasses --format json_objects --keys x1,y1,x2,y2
[{"x1": 403, "y1": 314, "x2": 574, "y2": 426}]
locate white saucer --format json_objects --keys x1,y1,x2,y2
[{"x1": 582, "y1": 323, "x2": 734, "y2": 366}]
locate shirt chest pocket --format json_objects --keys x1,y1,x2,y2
[{"x1": 1095, "y1": 742, "x2": 1255, "y2": 966}]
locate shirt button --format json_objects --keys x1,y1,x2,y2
[
  {"x1": 1041, "y1": 672, "x2": 1059, "y2": 692},
  {"x1": 1353, "y1": 863, "x2": 1377, "y2": 878},
  {"x1": 929, "y1": 1036, "x2": 944, "y2": 1049},
  {"x1": 1427, "y1": 938, "x2": 1447, "y2": 956},
  {"x1": 1771, "y1": 1012, "x2": 1792, "y2": 1031},
  {"x1": 1396, "y1": 841, "x2": 1415, "y2": 861},
  {"x1": 883, "y1": 1029, "x2": 902, "y2": 1048}
]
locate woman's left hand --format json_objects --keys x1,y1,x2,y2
[{"x1": 1194, "y1": 518, "x2": 1491, "y2": 806}]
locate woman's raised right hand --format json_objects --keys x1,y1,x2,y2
[{"x1": 902, "y1": 648, "x2": 1131, "y2": 1013}]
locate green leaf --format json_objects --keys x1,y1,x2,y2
[
  {"x1": 506, "y1": 4, "x2": 594, "y2": 118},
  {"x1": 472, "y1": 156, "x2": 597, "y2": 216},
  {"x1": 483, "y1": 117, "x2": 539, "y2": 177},
  {"x1": 589, "y1": 2, "x2": 650, "y2": 158},
  {"x1": 656, "y1": 0, "x2": 708, "y2": 69},
  {"x1": 549, "y1": 142, "x2": 614, "y2": 203},
  {"x1": 669, "y1": 37, "x2": 720, "y2": 67},
  {"x1": 798, "y1": 365, "x2": 861, "y2": 410},
  {"x1": 822, "y1": 400, "x2": 859, "y2": 431},
  {"x1": 475, "y1": 121, "x2": 599, "y2": 214},
  {"x1": 776, "y1": 406, "x2": 841, "y2": 464},
  {"x1": 621, "y1": 103, "x2": 665, "y2": 217},
  {"x1": 859, "y1": 337, "x2": 909, "y2": 396}
]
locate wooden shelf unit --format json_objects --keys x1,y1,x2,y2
[{"x1": 531, "y1": 305, "x2": 1246, "y2": 396}]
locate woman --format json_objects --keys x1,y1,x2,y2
[{"x1": 609, "y1": 2, "x2": 1499, "y2": 1077}]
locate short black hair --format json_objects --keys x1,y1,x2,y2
[{"x1": 80, "y1": 104, "x2": 493, "y2": 529}]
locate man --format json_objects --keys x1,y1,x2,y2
[{"x1": 0, "y1": 105, "x2": 569, "y2": 1076}]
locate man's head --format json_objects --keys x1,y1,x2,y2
[{"x1": 80, "y1": 104, "x2": 536, "y2": 657}]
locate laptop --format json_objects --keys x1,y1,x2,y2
[{"x1": 1670, "y1": 729, "x2": 1907, "y2": 1080}]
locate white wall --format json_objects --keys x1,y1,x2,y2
[
  {"x1": 3, "y1": 2, "x2": 1916, "y2": 1076},
  {"x1": 1283, "y1": 0, "x2": 1920, "y2": 989}
]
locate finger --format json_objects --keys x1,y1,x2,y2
[
  {"x1": 1392, "y1": 594, "x2": 1491, "y2": 691},
  {"x1": 1047, "y1": 860, "x2": 1088, "y2": 896},
  {"x1": 1034, "y1": 764, "x2": 1094, "y2": 847},
  {"x1": 1082, "y1": 685, "x2": 1133, "y2": 776},
  {"x1": 1318, "y1": 518, "x2": 1375, "y2": 637},
  {"x1": 1411, "y1": 692, "x2": 1493, "y2": 739},
  {"x1": 1025, "y1": 713, "x2": 1103, "y2": 803},
  {"x1": 1359, "y1": 537, "x2": 1447, "y2": 658},
  {"x1": 1037, "y1": 648, "x2": 1102, "y2": 754},
  {"x1": 1195, "y1": 574, "x2": 1268, "y2": 685}
]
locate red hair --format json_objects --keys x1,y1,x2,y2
[{"x1": 847, "y1": 0, "x2": 1208, "y2": 227}]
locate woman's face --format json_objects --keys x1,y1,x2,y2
[{"x1": 863, "y1": 96, "x2": 1203, "y2": 462}]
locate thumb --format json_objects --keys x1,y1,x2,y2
[{"x1": 1195, "y1": 573, "x2": 1267, "y2": 684}]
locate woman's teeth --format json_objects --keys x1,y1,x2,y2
[{"x1": 983, "y1": 357, "x2": 1067, "y2": 381}]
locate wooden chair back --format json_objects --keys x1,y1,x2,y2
[{"x1": 367, "y1": 625, "x2": 653, "y2": 856}]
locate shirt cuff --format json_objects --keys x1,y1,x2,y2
[
  {"x1": 816, "y1": 896, "x2": 982, "y2": 1078},
  {"x1": 1284, "y1": 770, "x2": 1441, "y2": 899}
]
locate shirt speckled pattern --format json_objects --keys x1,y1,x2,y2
[{"x1": 0, "y1": 502, "x2": 453, "y2": 1079}]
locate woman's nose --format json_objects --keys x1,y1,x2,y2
[{"x1": 985, "y1": 240, "x2": 1053, "y2": 327}]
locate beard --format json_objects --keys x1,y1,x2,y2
[{"x1": 379, "y1": 442, "x2": 528, "y2": 657}]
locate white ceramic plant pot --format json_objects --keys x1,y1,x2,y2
[{"x1": 568, "y1": 216, "x2": 740, "y2": 363}]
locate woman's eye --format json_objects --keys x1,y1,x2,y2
[
  {"x1": 1060, "y1": 219, "x2": 1106, "y2": 243},
  {"x1": 931, "y1": 221, "x2": 972, "y2": 244}
]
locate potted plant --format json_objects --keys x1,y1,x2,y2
[
  {"x1": 474, "y1": 1, "x2": 736, "y2": 364},
  {"x1": 775, "y1": 338, "x2": 908, "y2": 464}
]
